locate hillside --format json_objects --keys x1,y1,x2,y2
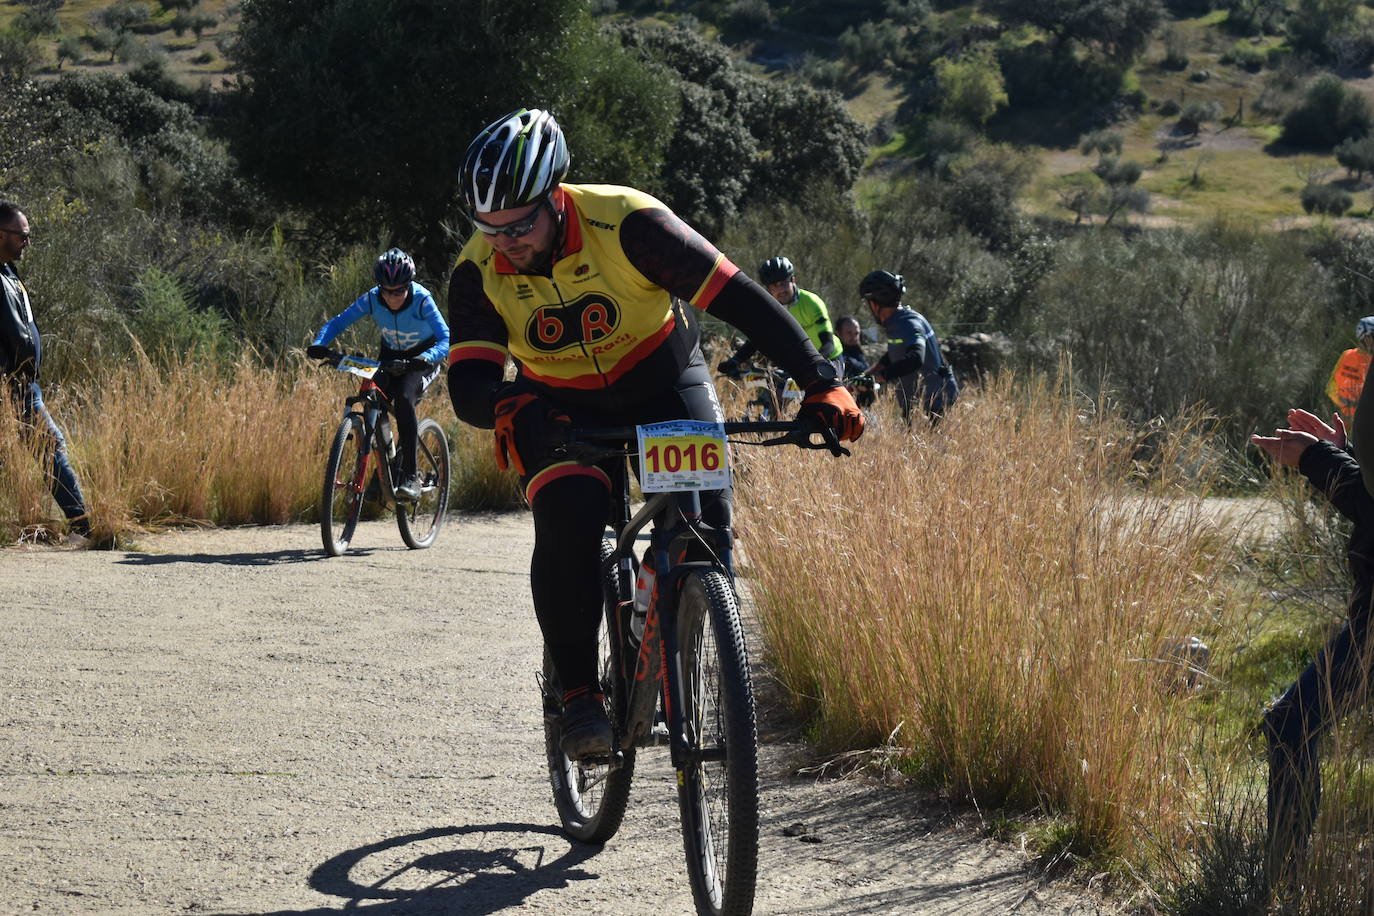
[{"x1": 3, "y1": 0, "x2": 1373, "y2": 229}]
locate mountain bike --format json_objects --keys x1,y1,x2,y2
[
  {"x1": 538, "y1": 417, "x2": 846, "y2": 916},
  {"x1": 315, "y1": 350, "x2": 451, "y2": 557}
]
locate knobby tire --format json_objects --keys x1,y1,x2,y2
[
  {"x1": 396, "y1": 418, "x2": 450, "y2": 550},
  {"x1": 321, "y1": 414, "x2": 368, "y2": 557},
  {"x1": 675, "y1": 569, "x2": 759, "y2": 916},
  {"x1": 543, "y1": 538, "x2": 635, "y2": 843}
]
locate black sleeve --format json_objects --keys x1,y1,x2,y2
[
  {"x1": 0, "y1": 271, "x2": 36, "y2": 378},
  {"x1": 1299, "y1": 440, "x2": 1374, "y2": 526},
  {"x1": 707, "y1": 274, "x2": 830, "y2": 391},
  {"x1": 447, "y1": 360, "x2": 504, "y2": 429},
  {"x1": 619, "y1": 209, "x2": 831, "y2": 392},
  {"x1": 446, "y1": 259, "x2": 509, "y2": 429}
]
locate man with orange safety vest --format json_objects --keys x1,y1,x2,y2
[{"x1": 1326, "y1": 316, "x2": 1374, "y2": 428}]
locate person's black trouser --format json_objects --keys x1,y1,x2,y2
[
  {"x1": 521, "y1": 359, "x2": 729, "y2": 697},
  {"x1": 1261, "y1": 606, "x2": 1374, "y2": 881},
  {"x1": 374, "y1": 362, "x2": 439, "y2": 478},
  {"x1": 11, "y1": 380, "x2": 87, "y2": 532}
]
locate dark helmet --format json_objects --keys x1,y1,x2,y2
[
  {"x1": 460, "y1": 108, "x2": 569, "y2": 214},
  {"x1": 374, "y1": 248, "x2": 416, "y2": 287},
  {"x1": 758, "y1": 256, "x2": 795, "y2": 286},
  {"x1": 859, "y1": 269, "x2": 905, "y2": 308}
]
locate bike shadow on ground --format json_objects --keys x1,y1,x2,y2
[
  {"x1": 211, "y1": 823, "x2": 602, "y2": 915},
  {"x1": 113, "y1": 547, "x2": 387, "y2": 567}
]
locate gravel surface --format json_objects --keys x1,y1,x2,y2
[{"x1": 1, "y1": 515, "x2": 1110, "y2": 915}]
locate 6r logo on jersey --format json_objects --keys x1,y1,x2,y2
[{"x1": 524, "y1": 294, "x2": 620, "y2": 352}]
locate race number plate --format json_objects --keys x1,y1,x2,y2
[
  {"x1": 636, "y1": 420, "x2": 730, "y2": 492},
  {"x1": 336, "y1": 355, "x2": 379, "y2": 379}
]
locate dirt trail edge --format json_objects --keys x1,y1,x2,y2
[{"x1": 1, "y1": 516, "x2": 1109, "y2": 915}]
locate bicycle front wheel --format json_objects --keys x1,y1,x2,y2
[
  {"x1": 321, "y1": 414, "x2": 369, "y2": 557},
  {"x1": 396, "y1": 418, "x2": 450, "y2": 549},
  {"x1": 544, "y1": 538, "x2": 635, "y2": 844},
  {"x1": 675, "y1": 569, "x2": 759, "y2": 916}
]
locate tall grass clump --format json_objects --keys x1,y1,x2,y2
[
  {"x1": 735, "y1": 375, "x2": 1250, "y2": 860},
  {"x1": 55, "y1": 351, "x2": 336, "y2": 542}
]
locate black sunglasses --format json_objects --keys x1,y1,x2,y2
[
  {"x1": 470, "y1": 200, "x2": 547, "y2": 239},
  {"x1": 0, "y1": 228, "x2": 31, "y2": 241}
]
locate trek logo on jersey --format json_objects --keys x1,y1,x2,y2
[
  {"x1": 587, "y1": 218, "x2": 616, "y2": 231},
  {"x1": 524, "y1": 293, "x2": 620, "y2": 352}
]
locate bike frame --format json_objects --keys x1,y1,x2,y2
[
  {"x1": 342, "y1": 377, "x2": 398, "y2": 504},
  {"x1": 564, "y1": 421, "x2": 806, "y2": 764}
]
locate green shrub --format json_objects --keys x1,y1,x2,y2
[
  {"x1": 1281, "y1": 72, "x2": 1374, "y2": 148},
  {"x1": 1301, "y1": 182, "x2": 1354, "y2": 216}
]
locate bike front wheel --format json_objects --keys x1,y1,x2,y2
[
  {"x1": 396, "y1": 418, "x2": 450, "y2": 550},
  {"x1": 675, "y1": 569, "x2": 759, "y2": 916},
  {"x1": 544, "y1": 538, "x2": 636, "y2": 844},
  {"x1": 321, "y1": 414, "x2": 369, "y2": 557}
]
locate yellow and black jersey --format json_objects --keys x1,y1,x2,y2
[{"x1": 449, "y1": 184, "x2": 741, "y2": 410}]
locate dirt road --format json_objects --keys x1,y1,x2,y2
[{"x1": 1, "y1": 515, "x2": 1108, "y2": 915}]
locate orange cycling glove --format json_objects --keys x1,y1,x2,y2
[
  {"x1": 493, "y1": 391, "x2": 569, "y2": 476},
  {"x1": 799, "y1": 384, "x2": 865, "y2": 443}
]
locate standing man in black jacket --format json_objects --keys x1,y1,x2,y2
[
  {"x1": 1251, "y1": 407, "x2": 1374, "y2": 895},
  {"x1": 0, "y1": 201, "x2": 89, "y2": 541}
]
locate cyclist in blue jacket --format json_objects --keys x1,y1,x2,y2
[
  {"x1": 307, "y1": 249, "x2": 449, "y2": 502},
  {"x1": 858, "y1": 270, "x2": 958, "y2": 424}
]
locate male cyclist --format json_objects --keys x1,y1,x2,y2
[
  {"x1": 859, "y1": 269, "x2": 958, "y2": 425},
  {"x1": 1326, "y1": 316, "x2": 1374, "y2": 429},
  {"x1": 307, "y1": 249, "x2": 449, "y2": 502},
  {"x1": 718, "y1": 256, "x2": 842, "y2": 378},
  {"x1": 446, "y1": 108, "x2": 863, "y2": 760}
]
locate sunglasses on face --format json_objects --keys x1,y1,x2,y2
[
  {"x1": 470, "y1": 201, "x2": 545, "y2": 239},
  {"x1": 0, "y1": 228, "x2": 31, "y2": 241},
  {"x1": 379, "y1": 284, "x2": 408, "y2": 296}
]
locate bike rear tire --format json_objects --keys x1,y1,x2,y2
[
  {"x1": 544, "y1": 538, "x2": 636, "y2": 844},
  {"x1": 675, "y1": 569, "x2": 759, "y2": 916},
  {"x1": 396, "y1": 419, "x2": 450, "y2": 550},
  {"x1": 321, "y1": 414, "x2": 369, "y2": 557}
]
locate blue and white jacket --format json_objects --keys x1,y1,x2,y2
[{"x1": 312, "y1": 282, "x2": 450, "y2": 364}]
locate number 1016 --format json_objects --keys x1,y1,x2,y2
[{"x1": 644, "y1": 440, "x2": 722, "y2": 473}]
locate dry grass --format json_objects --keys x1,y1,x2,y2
[
  {"x1": 735, "y1": 374, "x2": 1252, "y2": 859},
  {"x1": 0, "y1": 355, "x2": 519, "y2": 545}
]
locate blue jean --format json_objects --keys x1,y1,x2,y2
[{"x1": 12, "y1": 380, "x2": 87, "y2": 530}]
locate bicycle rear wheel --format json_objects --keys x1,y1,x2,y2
[
  {"x1": 396, "y1": 419, "x2": 450, "y2": 549},
  {"x1": 675, "y1": 568, "x2": 759, "y2": 916},
  {"x1": 544, "y1": 538, "x2": 636, "y2": 844},
  {"x1": 321, "y1": 414, "x2": 369, "y2": 557}
]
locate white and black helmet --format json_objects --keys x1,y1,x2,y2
[
  {"x1": 1358, "y1": 315, "x2": 1374, "y2": 349},
  {"x1": 460, "y1": 108, "x2": 569, "y2": 214}
]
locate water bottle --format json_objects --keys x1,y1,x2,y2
[
  {"x1": 378, "y1": 413, "x2": 396, "y2": 459},
  {"x1": 631, "y1": 555, "x2": 656, "y2": 644}
]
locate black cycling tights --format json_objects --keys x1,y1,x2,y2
[
  {"x1": 375, "y1": 367, "x2": 430, "y2": 476},
  {"x1": 531, "y1": 474, "x2": 611, "y2": 696},
  {"x1": 528, "y1": 358, "x2": 729, "y2": 698}
]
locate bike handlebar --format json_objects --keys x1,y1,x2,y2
[{"x1": 557, "y1": 418, "x2": 850, "y2": 458}]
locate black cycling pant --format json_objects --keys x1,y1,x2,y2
[
  {"x1": 1262, "y1": 605, "x2": 1374, "y2": 877},
  {"x1": 375, "y1": 363, "x2": 439, "y2": 477},
  {"x1": 526, "y1": 359, "x2": 728, "y2": 698}
]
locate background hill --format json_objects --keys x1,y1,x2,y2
[{"x1": 5, "y1": 0, "x2": 1374, "y2": 226}]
